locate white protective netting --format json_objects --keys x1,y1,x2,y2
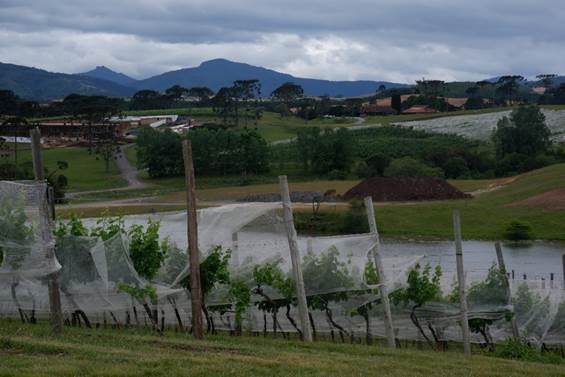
[
  {"x1": 1, "y1": 182, "x2": 565, "y2": 347},
  {"x1": 0, "y1": 181, "x2": 60, "y2": 320}
]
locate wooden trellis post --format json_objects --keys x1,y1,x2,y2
[
  {"x1": 30, "y1": 128, "x2": 64, "y2": 335},
  {"x1": 453, "y1": 209, "x2": 471, "y2": 355},
  {"x1": 279, "y1": 175, "x2": 312, "y2": 342},
  {"x1": 495, "y1": 242, "x2": 520, "y2": 338},
  {"x1": 364, "y1": 197, "x2": 396, "y2": 348},
  {"x1": 183, "y1": 140, "x2": 203, "y2": 339}
]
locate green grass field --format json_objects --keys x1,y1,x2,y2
[
  {"x1": 370, "y1": 163, "x2": 565, "y2": 240},
  {"x1": 1, "y1": 321, "x2": 563, "y2": 377},
  {"x1": 62, "y1": 163, "x2": 565, "y2": 241},
  {"x1": 2, "y1": 146, "x2": 126, "y2": 192}
]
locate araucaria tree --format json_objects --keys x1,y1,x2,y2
[{"x1": 271, "y1": 82, "x2": 304, "y2": 117}]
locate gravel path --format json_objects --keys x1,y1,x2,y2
[{"x1": 66, "y1": 144, "x2": 146, "y2": 198}]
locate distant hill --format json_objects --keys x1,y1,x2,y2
[
  {"x1": 0, "y1": 62, "x2": 136, "y2": 100},
  {"x1": 78, "y1": 66, "x2": 138, "y2": 86},
  {"x1": 134, "y1": 59, "x2": 406, "y2": 97}
]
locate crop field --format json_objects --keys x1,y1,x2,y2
[
  {"x1": 394, "y1": 109, "x2": 565, "y2": 141},
  {"x1": 1, "y1": 321, "x2": 563, "y2": 377}
]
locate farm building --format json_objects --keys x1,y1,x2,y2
[
  {"x1": 360, "y1": 104, "x2": 397, "y2": 116},
  {"x1": 0, "y1": 120, "x2": 127, "y2": 142},
  {"x1": 402, "y1": 105, "x2": 439, "y2": 114}
]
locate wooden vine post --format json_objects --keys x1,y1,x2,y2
[
  {"x1": 279, "y1": 175, "x2": 313, "y2": 342},
  {"x1": 30, "y1": 128, "x2": 64, "y2": 335},
  {"x1": 364, "y1": 197, "x2": 396, "y2": 348},
  {"x1": 452, "y1": 209, "x2": 471, "y2": 355},
  {"x1": 183, "y1": 140, "x2": 204, "y2": 339},
  {"x1": 495, "y1": 242, "x2": 520, "y2": 338}
]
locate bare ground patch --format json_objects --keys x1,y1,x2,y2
[{"x1": 507, "y1": 188, "x2": 565, "y2": 210}]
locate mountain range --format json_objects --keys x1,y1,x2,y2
[
  {"x1": 0, "y1": 62, "x2": 135, "y2": 100},
  {"x1": 2, "y1": 58, "x2": 562, "y2": 101},
  {"x1": 1, "y1": 59, "x2": 406, "y2": 100}
]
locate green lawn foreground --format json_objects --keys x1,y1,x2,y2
[{"x1": 1, "y1": 321, "x2": 563, "y2": 377}]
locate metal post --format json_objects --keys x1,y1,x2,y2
[
  {"x1": 182, "y1": 140, "x2": 203, "y2": 340},
  {"x1": 453, "y1": 209, "x2": 471, "y2": 355},
  {"x1": 279, "y1": 175, "x2": 312, "y2": 342},
  {"x1": 30, "y1": 128, "x2": 64, "y2": 335},
  {"x1": 364, "y1": 197, "x2": 396, "y2": 348},
  {"x1": 495, "y1": 242, "x2": 519, "y2": 338}
]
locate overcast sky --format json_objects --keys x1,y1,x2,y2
[{"x1": 1, "y1": 0, "x2": 564, "y2": 83}]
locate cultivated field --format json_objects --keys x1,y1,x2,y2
[{"x1": 394, "y1": 109, "x2": 565, "y2": 141}]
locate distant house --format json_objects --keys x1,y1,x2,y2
[
  {"x1": 402, "y1": 105, "x2": 439, "y2": 114},
  {"x1": 445, "y1": 98, "x2": 467, "y2": 108},
  {"x1": 109, "y1": 115, "x2": 179, "y2": 129},
  {"x1": 532, "y1": 87, "x2": 547, "y2": 95},
  {"x1": 375, "y1": 95, "x2": 415, "y2": 107},
  {"x1": 360, "y1": 104, "x2": 397, "y2": 116}
]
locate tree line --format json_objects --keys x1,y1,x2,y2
[{"x1": 136, "y1": 127, "x2": 270, "y2": 178}]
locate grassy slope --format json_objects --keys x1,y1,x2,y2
[
  {"x1": 373, "y1": 163, "x2": 565, "y2": 240},
  {"x1": 59, "y1": 163, "x2": 565, "y2": 241},
  {"x1": 1, "y1": 321, "x2": 563, "y2": 377},
  {"x1": 4, "y1": 146, "x2": 126, "y2": 192}
]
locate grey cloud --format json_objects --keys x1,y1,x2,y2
[{"x1": 0, "y1": 0, "x2": 564, "y2": 82}]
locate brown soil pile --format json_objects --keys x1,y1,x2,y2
[
  {"x1": 507, "y1": 188, "x2": 565, "y2": 210},
  {"x1": 343, "y1": 176, "x2": 471, "y2": 202}
]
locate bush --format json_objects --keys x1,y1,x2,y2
[
  {"x1": 327, "y1": 169, "x2": 347, "y2": 180},
  {"x1": 365, "y1": 153, "x2": 390, "y2": 177},
  {"x1": 443, "y1": 156, "x2": 470, "y2": 179},
  {"x1": 495, "y1": 337, "x2": 561, "y2": 364},
  {"x1": 354, "y1": 161, "x2": 369, "y2": 178},
  {"x1": 384, "y1": 157, "x2": 444, "y2": 178},
  {"x1": 503, "y1": 221, "x2": 533, "y2": 241},
  {"x1": 341, "y1": 200, "x2": 369, "y2": 234}
]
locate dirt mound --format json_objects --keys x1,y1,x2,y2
[
  {"x1": 343, "y1": 176, "x2": 471, "y2": 202},
  {"x1": 507, "y1": 188, "x2": 565, "y2": 210},
  {"x1": 238, "y1": 191, "x2": 339, "y2": 203}
]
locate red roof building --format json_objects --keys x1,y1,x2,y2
[{"x1": 402, "y1": 105, "x2": 439, "y2": 114}]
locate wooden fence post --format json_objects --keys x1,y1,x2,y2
[
  {"x1": 495, "y1": 242, "x2": 520, "y2": 338},
  {"x1": 231, "y1": 232, "x2": 239, "y2": 268},
  {"x1": 364, "y1": 197, "x2": 396, "y2": 348},
  {"x1": 279, "y1": 175, "x2": 312, "y2": 342},
  {"x1": 452, "y1": 209, "x2": 471, "y2": 355},
  {"x1": 30, "y1": 128, "x2": 64, "y2": 335},
  {"x1": 182, "y1": 140, "x2": 203, "y2": 340}
]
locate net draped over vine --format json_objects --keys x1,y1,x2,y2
[{"x1": 1, "y1": 182, "x2": 565, "y2": 346}]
